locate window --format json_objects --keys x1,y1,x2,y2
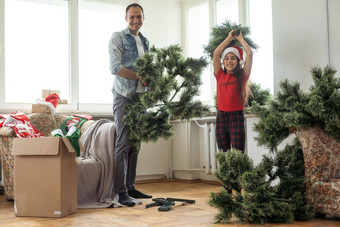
[
  {"x1": 186, "y1": 2, "x2": 211, "y2": 102},
  {"x1": 249, "y1": 0, "x2": 273, "y2": 93},
  {"x1": 0, "y1": 0, "x2": 126, "y2": 112},
  {"x1": 186, "y1": 0, "x2": 240, "y2": 105},
  {"x1": 216, "y1": 0, "x2": 239, "y2": 24},
  {"x1": 78, "y1": 0, "x2": 125, "y2": 104},
  {"x1": 5, "y1": 0, "x2": 69, "y2": 103}
]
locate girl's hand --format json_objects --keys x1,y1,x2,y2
[
  {"x1": 227, "y1": 30, "x2": 236, "y2": 40},
  {"x1": 233, "y1": 30, "x2": 243, "y2": 41}
]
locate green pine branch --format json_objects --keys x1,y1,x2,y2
[
  {"x1": 123, "y1": 44, "x2": 211, "y2": 151},
  {"x1": 247, "y1": 81, "x2": 272, "y2": 107},
  {"x1": 204, "y1": 20, "x2": 258, "y2": 60},
  {"x1": 210, "y1": 141, "x2": 313, "y2": 224},
  {"x1": 250, "y1": 65, "x2": 340, "y2": 150}
]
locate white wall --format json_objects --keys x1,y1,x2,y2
[
  {"x1": 272, "y1": 0, "x2": 340, "y2": 93},
  {"x1": 136, "y1": 138, "x2": 173, "y2": 181},
  {"x1": 328, "y1": 0, "x2": 340, "y2": 69},
  {"x1": 139, "y1": 0, "x2": 182, "y2": 48}
]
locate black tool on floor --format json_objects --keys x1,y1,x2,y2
[{"x1": 145, "y1": 197, "x2": 195, "y2": 211}]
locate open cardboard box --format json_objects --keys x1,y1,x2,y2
[{"x1": 13, "y1": 137, "x2": 77, "y2": 217}]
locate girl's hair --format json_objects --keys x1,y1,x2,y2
[{"x1": 223, "y1": 60, "x2": 251, "y2": 106}]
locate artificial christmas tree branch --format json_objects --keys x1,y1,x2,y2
[
  {"x1": 210, "y1": 142, "x2": 314, "y2": 224},
  {"x1": 204, "y1": 20, "x2": 258, "y2": 60},
  {"x1": 251, "y1": 65, "x2": 340, "y2": 151},
  {"x1": 123, "y1": 45, "x2": 210, "y2": 151}
]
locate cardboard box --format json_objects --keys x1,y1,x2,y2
[
  {"x1": 42, "y1": 90, "x2": 60, "y2": 99},
  {"x1": 13, "y1": 137, "x2": 77, "y2": 217},
  {"x1": 31, "y1": 104, "x2": 52, "y2": 113},
  {"x1": 58, "y1": 99, "x2": 68, "y2": 104}
]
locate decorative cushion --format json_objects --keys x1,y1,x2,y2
[
  {"x1": 54, "y1": 114, "x2": 70, "y2": 129},
  {"x1": 80, "y1": 120, "x2": 95, "y2": 137},
  {"x1": 28, "y1": 113, "x2": 58, "y2": 136}
]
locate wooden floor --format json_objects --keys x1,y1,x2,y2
[{"x1": 0, "y1": 181, "x2": 339, "y2": 226}]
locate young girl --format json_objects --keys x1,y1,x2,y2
[{"x1": 213, "y1": 30, "x2": 253, "y2": 152}]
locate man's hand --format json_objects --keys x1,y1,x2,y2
[{"x1": 141, "y1": 80, "x2": 148, "y2": 87}]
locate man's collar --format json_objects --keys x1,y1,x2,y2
[
  {"x1": 124, "y1": 27, "x2": 144, "y2": 38},
  {"x1": 124, "y1": 27, "x2": 133, "y2": 35}
]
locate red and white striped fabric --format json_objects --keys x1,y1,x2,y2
[{"x1": 0, "y1": 111, "x2": 43, "y2": 138}]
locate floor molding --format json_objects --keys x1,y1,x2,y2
[{"x1": 136, "y1": 177, "x2": 222, "y2": 185}]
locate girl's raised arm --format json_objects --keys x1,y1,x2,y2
[
  {"x1": 234, "y1": 31, "x2": 253, "y2": 77},
  {"x1": 213, "y1": 30, "x2": 235, "y2": 75}
]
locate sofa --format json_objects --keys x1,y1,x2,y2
[
  {"x1": 294, "y1": 127, "x2": 340, "y2": 217},
  {"x1": 0, "y1": 113, "x2": 94, "y2": 200}
]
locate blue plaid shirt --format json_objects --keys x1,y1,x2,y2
[{"x1": 109, "y1": 27, "x2": 149, "y2": 98}]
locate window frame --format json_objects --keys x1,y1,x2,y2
[{"x1": 184, "y1": 0, "x2": 211, "y2": 102}]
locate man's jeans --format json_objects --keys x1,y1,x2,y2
[{"x1": 112, "y1": 90, "x2": 138, "y2": 194}]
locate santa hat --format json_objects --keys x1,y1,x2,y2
[
  {"x1": 45, "y1": 93, "x2": 60, "y2": 108},
  {"x1": 221, "y1": 46, "x2": 245, "y2": 65}
]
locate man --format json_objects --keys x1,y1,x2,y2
[{"x1": 108, "y1": 3, "x2": 152, "y2": 207}]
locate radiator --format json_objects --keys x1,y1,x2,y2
[{"x1": 195, "y1": 120, "x2": 219, "y2": 175}]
